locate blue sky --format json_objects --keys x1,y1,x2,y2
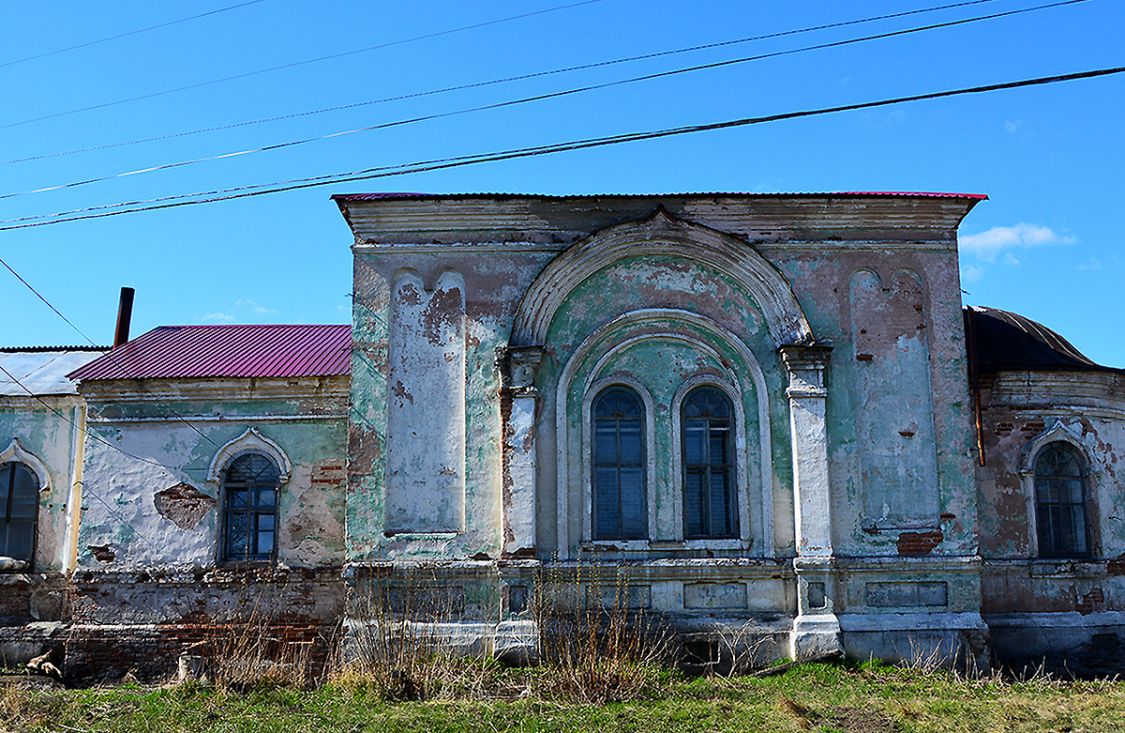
[{"x1": 1, "y1": 0, "x2": 1121, "y2": 365}]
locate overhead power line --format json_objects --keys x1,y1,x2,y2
[
  {"x1": 0, "y1": 0, "x2": 1089, "y2": 202},
  {"x1": 1, "y1": 0, "x2": 1003, "y2": 166},
  {"x1": 2, "y1": 64, "x2": 1120, "y2": 232},
  {"x1": 0, "y1": 253, "x2": 223, "y2": 449},
  {"x1": 0, "y1": 361, "x2": 168, "y2": 551},
  {"x1": 0, "y1": 0, "x2": 271, "y2": 70},
  {"x1": 0, "y1": 0, "x2": 609, "y2": 130}
]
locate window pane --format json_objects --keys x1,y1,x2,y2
[
  {"x1": 255, "y1": 530, "x2": 275, "y2": 557},
  {"x1": 226, "y1": 513, "x2": 249, "y2": 558},
  {"x1": 619, "y1": 423, "x2": 642, "y2": 465},
  {"x1": 709, "y1": 429, "x2": 729, "y2": 466},
  {"x1": 229, "y1": 489, "x2": 248, "y2": 509},
  {"x1": 256, "y1": 487, "x2": 277, "y2": 508},
  {"x1": 594, "y1": 424, "x2": 617, "y2": 464},
  {"x1": 594, "y1": 468, "x2": 619, "y2": 538},
  {"x1": 2, "y1": 520, "x2": 34, "y2": 562},
  {"x1": 257, "y1": 513, "x2": 275, "y2": 532},
  {"x1": 684, "y1": 425, "x2": 706, "y2": 465},
  {"x1": 684, "y1": 471, "x2": 705, "y2": 537},
  {"x1": 1034, "y1": 443, "x2": 1089, "y2": 557},
  {"x1": 709, "y1": 470, "x2": 732, "y2": 536},
  {"x1": 619, "y1": 468, "x2": 645, "y2": 537}
]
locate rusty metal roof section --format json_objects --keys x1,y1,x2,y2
[
  {"x1": 965, "y1": 306, "x2": 1120, "y2": 374},
  {"x1": 68, "y1": 324, "x2": 351, "y2": 382}
]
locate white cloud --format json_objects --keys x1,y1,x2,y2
[
  {"x1": 202, "y1": 311, "x2": 235, "y2": 323},
  {"x1": 1076, "y1": 258, "x2": 1103, "y2": 272},
  {"x1": 1002, "y1": 252, "x2": 1021, "y2": 267},
  {"x1": 1003, "y1": 119, "x2": 1025, "y2": 134},
  {"x1": 959, "y1": 223, "x2": 1075, "y2": 262},
  {"x1": 960, "y1": 264, "x2": 984, "y2": 284},
  {"x1": 235, "y1": 298, "x2": 278, "y2": 315}
]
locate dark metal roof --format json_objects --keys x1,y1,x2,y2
[
  {"x1": 68, "y1": 324, "x2": 350, "y2": 382},
  {"x1": 332, "y1": 191, "x2": 988, "y2": 202},
  {"x1": 965, "y1": 306, "x2": 1119, "y2": 374}
]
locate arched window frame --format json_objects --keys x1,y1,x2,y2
[
  {"x1": 0, "y1": 439, "x2": 50, "y2": 571},
  {"x1": 581, "y1": 376, "x2": 656, "y2": 546},
  {"x1": 671, "y1": 377, "x2": 750, "y2": 546},
  {"x1": 208, "y1": 429, "x2": 291, "y2": 565},
  {"x1": 1021, "y1": 421, "x2": 1096, "y2": 560}
]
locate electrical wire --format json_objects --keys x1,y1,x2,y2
[
  {"x1": 0, "y1": 362, "x2": 167, "y2": 550},
  {"x1": 0, "y1": 0, "x2": 1089, "y2": 203},
  {"x1": 0, "y1": 0, "x2": 609, "y2": 129},
  {"x1": 0, "y1": 0, "x2": 271, "y2": 70},
  {"x1": 0, "y1": 252, "x2": 223, "y2": 449},
  {"x1": 2, "y1": 64, "x2": 1120, "y2": 232},
  {"x1": 0, "y1": 0, "x2": 1003, "y2": 167}
]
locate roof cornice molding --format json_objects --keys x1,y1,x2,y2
[{"x1": 337, "y1": 192, "x2": 984, "y2": 247}]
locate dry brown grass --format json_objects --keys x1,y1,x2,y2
[{"x1": 532, "y1": 566, "x2": 671, "y2": 703}]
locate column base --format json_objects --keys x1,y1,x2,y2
[{"x1": 790, "y1": 614, "x2": 843, "y2": 660}]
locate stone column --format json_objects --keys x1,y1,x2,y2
[
  {"x1": 780, "y1": 345, "x2": 843, "y2": 659},
  {"x1": 500, "y1": 346, "x2": 543, "y2": 558}
]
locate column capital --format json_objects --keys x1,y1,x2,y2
[
  {"x1": 779, "y1": 344, "x2": 832, "y2": 398},
  {"x1": 501, "y1": 345, "x2": 544, "y2": 392}
]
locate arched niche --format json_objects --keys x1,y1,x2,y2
[{"x1": 510, "y1": 208, "x2": 814, "y2": 349}]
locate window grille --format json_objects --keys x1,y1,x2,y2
[
  {"x1": 1034, "y1": 443, "x2": 1090, "y2": 558},
  {"x1": 223, "y1": 453, "x2": 280, "y2": 562},
  {"x1": 0, "y1": 462, "x2": 37, "y2": 564},
  {"x1": 682, "y1": 386, "x2": 738, "y2": 539},
  {"x1": 592, "y1": 386, "x2": 646, "y2": 540}
]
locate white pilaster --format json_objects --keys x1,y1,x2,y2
[
  {"x1": 781, "y1": 345, "x2": 842, "y2": 659},
  {"x1": 501, "y1": 346, "x2": 543, "y2": 558}
]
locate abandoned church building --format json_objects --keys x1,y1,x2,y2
[{"x1": 1, "y1": 192, "x2": 1122, "y2": 680}]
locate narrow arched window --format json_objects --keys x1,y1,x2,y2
[
  {"x1": 223, "y1": 453, "x2": 280, "y2": 562},
  {"x1": 682, "y1": 386, "x2": 738, "y2": 539},
  {"x1": 0, "y1": 462, "x2": 38, "y2": 565},
  {"x1": 592, "y1": 386, "x2": 646, "y2": 540},
  {"x1": 1034, "y1": 443, "x2": 1090, "y2": 558}
]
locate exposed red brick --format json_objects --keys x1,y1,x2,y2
[{"x1": 897, "y1": 530, "x2": 943, "y2": 556}]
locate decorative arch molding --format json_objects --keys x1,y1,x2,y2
[
  {"x1": 0, "y1": 438, "x2": 50, "y2": 492},
  {"x1": 1018, "y1": 419, "x2": 1095, "y2": 559},
  {"x1": 554, "y1": 307, "x2": 774, "y2": 558},
  {"x1": 206, "y1": 428, "x2": 292, "y2": 484},
  {"x1": 1021, "y1": 419, "x2": 1089, "y2": 477},
  {"x1": 511, "y1": 208, "x2": 815, "y2": 348}
]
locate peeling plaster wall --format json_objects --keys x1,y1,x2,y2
[
  {"x1": 977, "y1": 371, "x2": 1125, "y2": 609},
  {"x1": 0, "y1": 395, "x2": 81, "y2": 625},
  {"x1": 348, "y1": 250, "x2": 554, "y2": 562},
  {"x1": 339, "y1": 194, "x2": 985, "y2": 650},
  {"x1": 75, "y1": 378, "x2": 347, "y2": 573},
  {"x1": 974, "y1": 369, "x2": 1125, "y2": 672},
  {"x1": 0, "y1": 396, "x2": 82, "y2": 574}
]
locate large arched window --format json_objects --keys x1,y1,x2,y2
[
  {"x1": 682, "y1": 386, "x2": 738, "y2": 539},
  {"x1": 222, "y1": 453, "x2": 280, "y2": 562},
  {"x1": 592, "y1": 386, "x2": 646, "y2": 540},
  {"x1": 0, "y1": 462, "x2": 38, "y2": 565},
  {"x1": 1034, "y1": 443, "x2": 1090, "y2": 558}
]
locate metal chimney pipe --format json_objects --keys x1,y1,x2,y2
[{"x1": 113, "y1": 287, "x2": 135, "y2": 348}]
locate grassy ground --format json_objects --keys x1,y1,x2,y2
[{"x1": 3, "y1": 662, "x2": 1123, "y2": 733}]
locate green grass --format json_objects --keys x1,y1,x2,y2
[{"x1": 3, "y1": 662, "x2": 1124, "y2": 733}]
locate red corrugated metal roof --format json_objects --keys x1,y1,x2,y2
[
  {"x1": 68, "y1": 324, "x2": 350, "y2": 381},
  {"x1": 331, "y1": 191, "x2": 989, "y2": 201}
]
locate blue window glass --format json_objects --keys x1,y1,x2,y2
[
  {"x1": 1034, "y1": 443, "x2": 1090, "y2": 558},
  {"x1": 223, "y1": 453, "x2": 280, "y2": 562},
  {"x1": 682, "y1": 386, "x2": 738, "y2": 539},
  {"x1": 592, "y1": 387, "x2": 647, "y2": 540},
  {"x1": 0, "y1": 462, "x2": 38, "y2": 565}
]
